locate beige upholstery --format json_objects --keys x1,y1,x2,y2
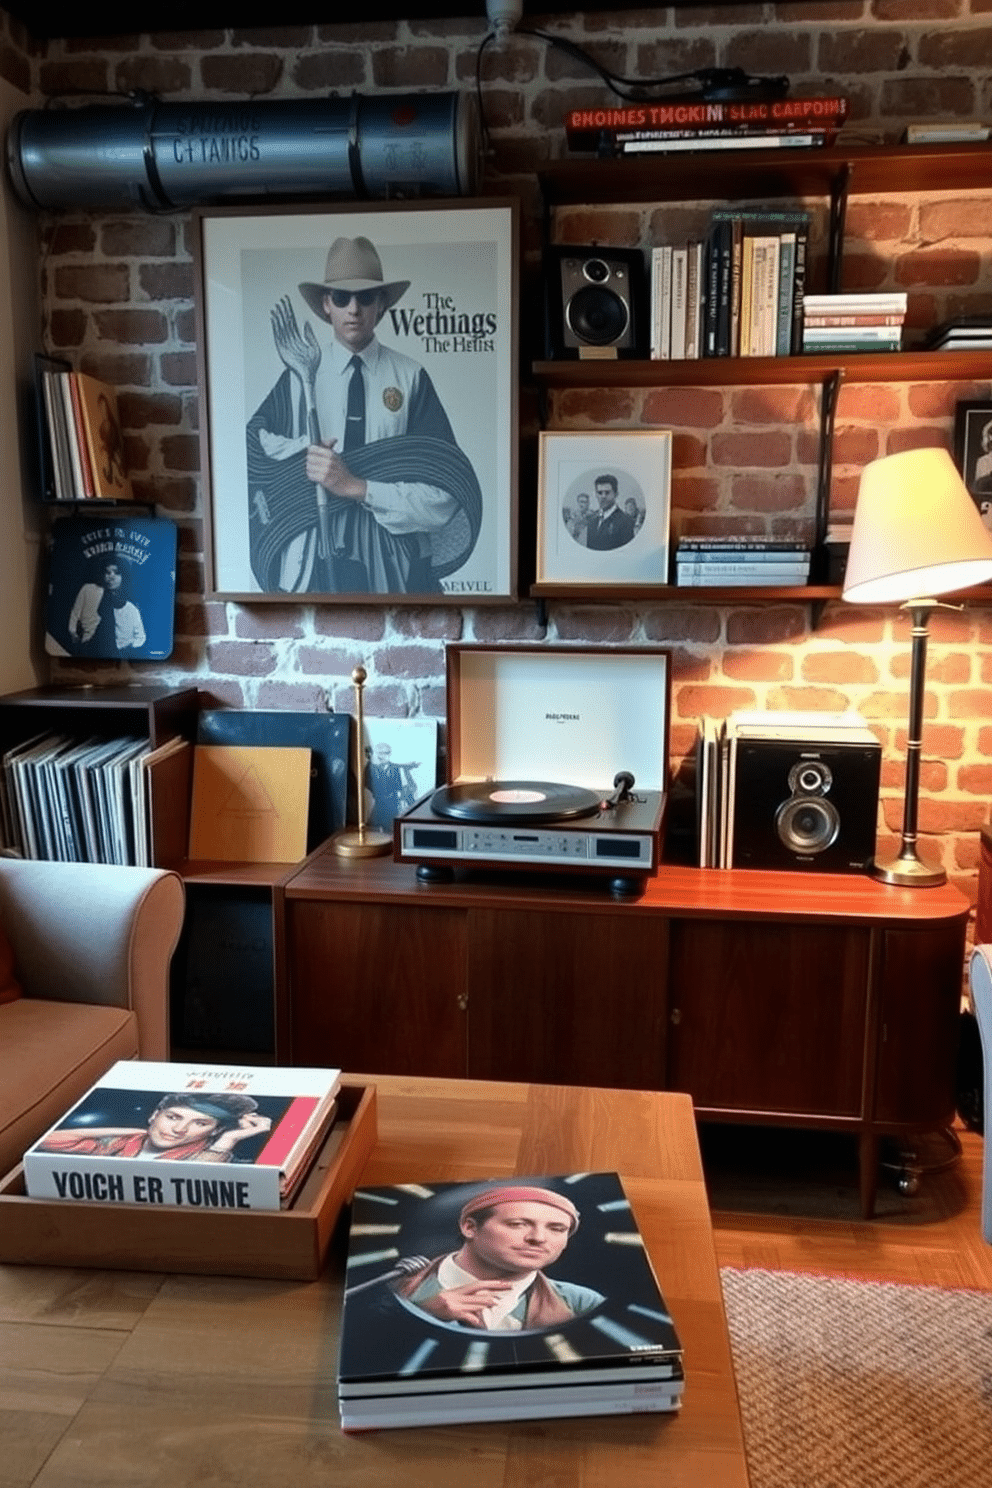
[{"x1": 0, "y1": 860, "x2": 185, "y2": 1176}]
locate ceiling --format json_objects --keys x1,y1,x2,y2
[{"x1": 6, "y1": 1, "x2": 745, "y2": 42}]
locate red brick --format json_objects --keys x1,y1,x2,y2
[
  {"x1": 556, "y1": 388, "x2": 638, "y2": 424},
  {"x1": 643, "y1": 607, "x2": 721, "y2": 644},
  {"x1": 801, "y1": 650, "x2": 880, "y2": 684},
  {"x1": 472, "y1": 606, "x2": 545, "y2": 642},
  {"x1": 896, "y1": 249, "x2": 982, "y2": 287},
  {"x1": 93, "y1": 309, "x2": 170, "y2": 344},
  {"x1": 255, "y1": 682, "x2": 337, "y2": 711},
  {"x1": 200, "y1": 54, "x2": 284, "y2": 94},
  {"x1": 293, "y1": 51, "x2": 366, "y2": 90},
  {"x1": 767, "y1": 685, "x2": 853, "y2": 713},
  {"x1": 675, "y1": 685, "x2": 756, "y2": 720},
  {"x1": 371, "y1": 47, "x2": 451, "y2": 89},
  {"x1": 115, "y1": 57, "x2": 192, "y2": 94},
  {"x1": 643, "y1": 387, "x2": 725, "y2": 428},
  {"x1": 711, "y1": 431, "x2": 793, "y2": 467},
  {"x1": 206, "y1": 640, "x2": 279, "y2": 676},
  {"x1": 54, "y1": 264, "x2": 130, "y2": 304},
  {"x1": 312, "y1": 608, "x2": 389, "y2": 643},
  {"x1": 297, "y1": 644, "x2": 366, "y2": 677},
  {"x1": 139, "y1": 264, "x2": 196, "y2": 301},
  {"x1": 722, "y1": 650, "x2": 795, "y2": 682},
  {"x1": 959, "y1": 763, "x2": 992, "y2": 795},
  {"x1": 722, "y1": 607, "x2": 807, "y2": 646},
  {"x1": 550, "y1": 607, "x2": 637, "y2": 644}
]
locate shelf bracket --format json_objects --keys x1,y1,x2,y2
[{"x1": 827, "y1": 162, "x2": 852, "y2": 292}]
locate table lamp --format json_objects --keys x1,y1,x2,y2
[{"x1": 842, "y1": 446, "x2": 992, "y2": 886}]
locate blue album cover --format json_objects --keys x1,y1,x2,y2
[{"x1": 45, "y1": 514, "x2": 178, "y2": 661}]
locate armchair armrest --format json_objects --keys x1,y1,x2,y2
[{"x1": 0, "y1": 860, "x2": 185, "y2": 1060}]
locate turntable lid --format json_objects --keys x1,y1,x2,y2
[{"x1": 446, "y1": 645, "x2": 670, "y2": 792}]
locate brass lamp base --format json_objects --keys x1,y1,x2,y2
[
  {"x1": 333, "y1": 828, "x2": 392, "y2": 859},
  {"x1": 870, "y1": 851, "x2": 946, "y2": 888}
]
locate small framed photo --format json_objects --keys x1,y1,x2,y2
[
  {"x1": 193, "y1": 198, "x2": 518, "y2": 602},
  {"x1": 954, "y1": 399, "x2": 992, "y2": 531},
  {"x1": 536, "y1": 430, "x2": 672, "y2": 586}
]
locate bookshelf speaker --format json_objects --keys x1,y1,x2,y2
[
  {"x1": 729, "y1": 734, "x2": 880, "y2": 872},
  {"x1": 543, "y1": 245, "x2": 647, "y2": 359}
]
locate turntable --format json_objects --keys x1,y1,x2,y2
[{"x1": 394, "y1": 644, "x2": 671, "y2": 896}]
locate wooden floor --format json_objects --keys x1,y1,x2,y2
[{"x1": 706, "y1": 1119, "x2": 992, "y2": 1292}]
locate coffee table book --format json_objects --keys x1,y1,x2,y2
[
  {"x1": 337, "y1": 1171, "x2": 684, "y2": 1430},
  {"x1": 0, "y1": 1082, "x2": 376, "y2": 1280},
  {"x1": 22, "y1": 1059, "x2": 342, "y2": 1211}
]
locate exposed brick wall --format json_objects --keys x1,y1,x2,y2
[{"x1": 20, "y1": 4, "x2": 992, "y2": 900}]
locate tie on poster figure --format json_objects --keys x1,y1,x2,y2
[{"x1": 334, "y1": 666, "x2": 393, "y2": 860}]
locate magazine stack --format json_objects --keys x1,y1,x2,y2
[
  {"x1": 337, "y1": 1171, "x2": 685, "y2": 1431},
  {"x1": 23, "y1": 1061, "x2": 342, "y2": 1212},
  {"x1": 801, "y1": 292, "x2": 908, "y2": 354}
]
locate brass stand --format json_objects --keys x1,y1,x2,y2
[{"x1": 333, "y1": 665, "x2": 392, "y2": 859}]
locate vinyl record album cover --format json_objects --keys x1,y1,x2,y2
[
  {"x1": 24, "y1": 1060, "x2": 341, "y2": 1211},
  {"x1": 338, "y1": 1171, "x2": 683, "y2": 1429},
  {"x1": 44, "y1": 514, "x2": 178, "y2": 660}
]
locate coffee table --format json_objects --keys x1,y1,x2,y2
[{"x1": 1, "y1": 1075, "x2": 750, "y2": 1488}]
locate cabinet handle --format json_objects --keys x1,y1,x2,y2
[
  {"x1": 670, "y1": 1007, "x2": 681, "y2": 1026},
  {"x1": 457, "y1": 993, "x2": 468, "y2": 1012}
]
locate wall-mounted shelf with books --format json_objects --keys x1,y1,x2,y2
[{"x1": 536, "y1": 138, "x2": 992, "y2": 607}]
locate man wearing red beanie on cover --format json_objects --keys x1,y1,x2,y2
[{"x1": 392, "y1": 1183, "x2": 605, "y2": 1331}]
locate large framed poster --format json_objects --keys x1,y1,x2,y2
[{"x1": 194, "y1": 199, "x2": 518, "y2": 602}]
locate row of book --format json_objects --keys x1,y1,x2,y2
[
  {"x1": 674, "y1": 537, "x2": 812, "y2": 587},
  {"x1": 39, "y1": 363, "x2": 133, "y2": 502},
  {"x1": 651, "y1": 207, "x2": 810, "y2": 360},
  {"x1": 0, "y1": 731, "x2": 186, "y2": 867},
  {"x1": 566, "y1": 94, "x2": 848, "y2": 157}
]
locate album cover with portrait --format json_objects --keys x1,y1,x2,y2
[
  {"x1": 44, "y1": 514, "x2": 178, "y2": 661},
  {"x1": 23, "y1": 1059, "x2": 341, "y2": 1212},
  {"x1": 337, "y1": 1171, "x2": 684, "y2": 1429}
]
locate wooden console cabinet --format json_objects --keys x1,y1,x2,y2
[{"x1": 274, "y1": 852, "x2": 969, "y2": 1216}]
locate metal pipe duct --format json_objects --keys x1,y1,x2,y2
[{"x1": 6, "y1": 91, "x2": 481, "y2": 212}]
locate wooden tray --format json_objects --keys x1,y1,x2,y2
[{"x1": 0, "y1": 1082, "x2": 376, "y2": 1281}]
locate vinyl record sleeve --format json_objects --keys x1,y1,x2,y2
[
  {"x1": 45, "y1": 514, "x2": 178, "y2": 661},
  {"x1": 338, "y1": 1170, "x2": 683, "y2": 1419}
]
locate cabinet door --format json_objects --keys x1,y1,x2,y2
[
  {"x1": 284, "y1": 900, "x2": 467, "y2": 1076},
  {"x1": 872, "y1": 921, "x2": 966, "y2": 1129},
  {"x1": 466, "y1": 908, "x2": 668, "y2": 1089},
  {"x1": 667, "y1": 918, "x2": 871, "y2": 1116}
]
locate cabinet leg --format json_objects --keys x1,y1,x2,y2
[{"x1": 859, "y1": 1132, "x2": 879, "y2": 1219}]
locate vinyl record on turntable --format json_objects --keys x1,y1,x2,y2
[{"x1": 431, "y1": 780, "x2": 602, "y2": 824}]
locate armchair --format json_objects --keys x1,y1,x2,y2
[
  {"x1": 967, "y1": 943, "x2": 992, "y2": 1244},
  {"x1": 0, "y1": 858, "x2": 185, "y2": 1176}
]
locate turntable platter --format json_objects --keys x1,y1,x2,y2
[{"x1": 431, "y1": 780, "x2": 602, "y2": 824}]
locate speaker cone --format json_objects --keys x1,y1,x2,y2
[
  {"x1": 566, "y1": 285, "x2": 630, "y2": 346},
  {"x1": 776, "y1": 795, "x2": 841, "y2": 855}
]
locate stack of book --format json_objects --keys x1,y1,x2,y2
[
  {"x1": 23, "y1": 1060, "x2": 342, "y2": 1211},
  {"x1": 652, "y1": 208, "x2": 810, "y2": 360},
  {"x1": 565, "y1": 95, "x2": 848, "y2": 156},
  {"x1": 36, "y1": 361, "x2": 133, "y2": 502},
  {"x1": 922, "y1": 316, "x2": 992, "y2": 351},
  {"x1": 801, "y1": 292, "x2": 907, "y2": 353},
  {"x1": 674, "y1": 537, "x2": 812, "y2": 587},
  {"x1": 337, "y1": 1171, "x2": 685, "y2": 1430}
]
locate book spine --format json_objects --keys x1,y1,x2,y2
[
  {"x1": 564, "y1": 97, "x2": 848, "y2": 137},
  {"x1": 685, "y1": 240, "x2": 702, "y2": 358},
  {"x1": 676, "y1": 567, "x2": 810, "y2": 584},
  {"x1": 776, "y1": 234, "x2": 796, "y2": 357},
  {"x1": 23, "y1": 1150, "x2": 283, "y2": 1210},
  {"x1": 803, "y1": 313, "x2": 906, "y2": 327},
  {"x1": 58, "y1": 373, "x2": 86, "y2": 500},
  {"x1": 790, "y1": 230, "x2": 808, "y2": 354},
  {"x1": 67, "y1": 374, "x2": 95, "y2": 498},
  {"x1": 670, "y1": 247, "x2": 688, "y2": 360},
  {"x1": 621, "y1": 132, "x2": 827, "y2": 155},
  {"x1": 651, "y1": 245, "x2": 673, "y2": 360}
]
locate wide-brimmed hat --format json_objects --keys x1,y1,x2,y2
[{"x1": 299, "y1": 236, "x2": 410, "y2": 320}]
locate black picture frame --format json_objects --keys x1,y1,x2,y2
[{"x1": 954, "y1": 399, "x2": 992, "y2": 530}]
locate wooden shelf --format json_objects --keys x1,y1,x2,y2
[
  {"x1": 530, "y1": 582, "x2": 841, "y2": 603},
  {"x1": 538, "y1": 140, "x2": 992, "y2": 207},
  {"x1": 533, "y1": 347, "x2": 992, "y2": 387}
]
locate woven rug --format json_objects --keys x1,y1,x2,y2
[{"x1": 720, "y1": 1268, "x2": 992, "y2": 1488}]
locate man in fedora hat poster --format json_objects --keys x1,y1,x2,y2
[{"x1": 246, "y1": 234, "x2": 482, "y2": 595}]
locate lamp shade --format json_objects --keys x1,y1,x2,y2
[{"x1": 842, "y1": 446, "x2": 992, "y2": 604}]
